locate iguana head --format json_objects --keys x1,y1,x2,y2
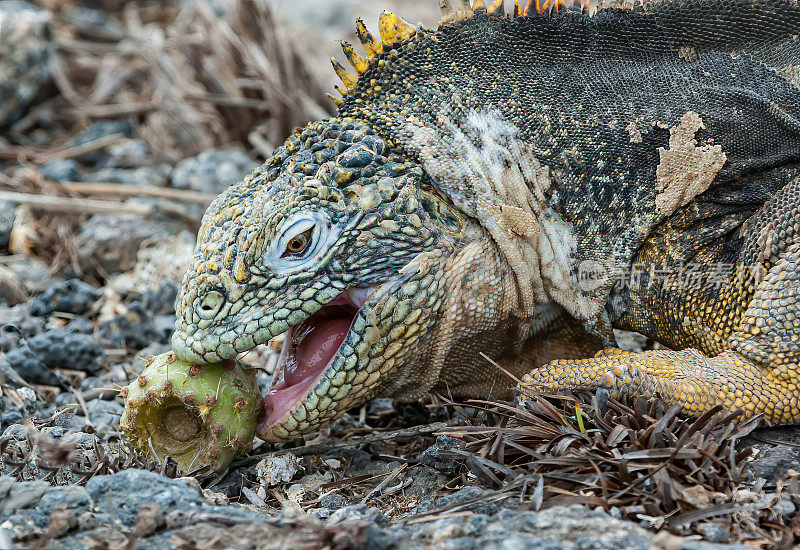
[{"x1": 172, "y1": 119, "x2": 466, "y2": 441}]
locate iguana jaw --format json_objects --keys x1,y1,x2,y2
[
  {"x1": 172, "y1": 282, "x2": 390, "y2": 442},
  {"x1": 257, "y1": 286, "x2": 377, "y2": 441}
]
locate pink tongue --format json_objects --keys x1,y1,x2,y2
[{"x1": 285, "y1": 318, "x2": 351, "y2": 386}]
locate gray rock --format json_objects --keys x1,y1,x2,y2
[
  {"x1": 0, "y1": 473, "x2": 725, "y2": 550},
  {"x1": 27, "y1": 278, "x2": 100, "y2": 316},
  {"x1": 318, "y1": 493, "x2": 350, "y2": 511},
  {"x1": 682, "y1": 543, "x2": 752, "y2": 550},
  {"x1": 53, "y1": 410, "x2": 88, "y2": 433},
  {"x1": 84, "y1": 164, "x2": 172, "y2": 187},
  {"x1": 85, "y1": 469, "x2": 204, "y2": 528},
  {"x1": 1, "y1": 409, "x2": 22, "y2": 425},
  {"x1": 37, "y1": 485, "x2": 92, "y2": 518},
  {"x1": 211, "y1": 466, "x2": 256, "y2": 499},
  {"x1": 696, "y1": 522, "x2": 730, "y2": 543},
  {"x1": 419, "y1": 436, "x2": 463, "y2": 475},
  {"x1": 67, "y1": 120, "x2": 133, "y2": 163},
  {"x1": 62, "y1": 7, "x2": 124, "y2": 42},
  {"x1": 755, "y1": 492, "x2": 798, "y2": 518},
  {"x1": 171, "y1": 148, "x2": 258, "y2": 195},
  {"x1": 58, "y1": 430, "x2": 97, "y2": 450},
  {"x1": 326, "y1": 504, "x2": 386, "y2": 525},
  {"x1": 1, "y1": 422, "x2": 26, "y2": 440},
  {"x1": 75, "y1": 214, "x2": 171, "y2": 275},
  {"x1": 403, "y1": 466, "x2": 446, "y2": 504},
  {"x1": 0, "y1": 199, "x2": 14, "y2": 248},
  {"x1": 742, "y1": 426, "x2": 800, "y2": 483},
  {"x1": 0, "y1": 1, "x2": 52, "y2": 126},
  {"x1": 415, "y1": 486, "x2": 499, "y2": 516},
  {"x1": 81, "y1": 399, "x2": 123, "y2": 434},
  {"x1": 256, "y1": 454, "x2": 300, "y2": 487},
  {"x1": 372, "y1": 505, "x2": 657, "y2": 550},
  {"x1": 71, "y1": 120, "x2": 133, "y2": 145},
  {"x1": 0, "y1": 476, "x2": 49, "y2": 517},
  {"x1": 80, "y1": 375, "x2": 121, "y2": 399},
  {"x1": 0, "y1": 470, "x2": 204, "y2": 540},
  {"x1": 0, "y1": 304, "x2": 46, "y2": 352},
  {"x1": 99, "y1": 138, "x2": 152, "y2": 168},
  {"x1": 4, "y1": 325, "x2": 104, "y2": 384},
  {"x1": 140, "y1": 280, "x2": 179, "y2": 315},
  {"x1": 40, "y1": 425, "x2": 67, "y2": 439},
  {"x1": 778, "y1": 494, "x2": 796, "y2": 517},
  {"x1": 98, "y1": 301, "x2": 167, "y2": 348},
  {"x1": 40, "y1": 159, "x2": 80, "y2": 182}
]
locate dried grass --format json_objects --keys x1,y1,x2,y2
[{"x1": 434, "y1": 393, "x2": 799, "y2": 546}]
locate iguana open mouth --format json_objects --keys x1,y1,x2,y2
[{"x1": 257, "y1": 289, "x2": 369, "y2": 438}]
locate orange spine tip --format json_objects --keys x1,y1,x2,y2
[
  {"x1": 487, "y1": 0, "x2": 504, "y2": 14},
  {"x1": 355, "y1": 18, "x2": 383, "y2": 58},
  {"x1": 472, "y1": 0, "x2": 487, "y2": 11},
  {"x1": 524, "y1": 0, "x2": 536, "y2": 15},
  {"x1": 514, "y1": 0, "x2": 522, "y2": 16},
  {"x1": 340, "y1": 41, "x2": 367, "y2": 74}
]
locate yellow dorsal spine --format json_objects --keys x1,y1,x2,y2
[
  {"x1": 356, "y1": 18, "x2": 383, "y2": 58},
  {"x1": 340, "y1": 41, "x2": 368, "y2": 74},
  {"x1": 378, "y1": 11, "x2": 417, "y2": 45}
]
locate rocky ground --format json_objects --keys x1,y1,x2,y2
[{"x1": 2, "y1": 1, "x2": 800, "y2": 549}]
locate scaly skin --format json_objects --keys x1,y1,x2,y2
[{"x1": 173, "y1": 0, "x2": 800, "y2": 441}]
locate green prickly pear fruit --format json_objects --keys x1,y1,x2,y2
[{"x1": 120, "y1": 352, "x2": 262, "y2": 473}]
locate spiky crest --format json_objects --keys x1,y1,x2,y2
[{"x1": 328, "y1": 0, "x2": 643, "y2": 106}]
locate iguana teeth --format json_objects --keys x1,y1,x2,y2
[
  {"x1": 331, "y1": 58, "x2": 358, "y2": 90},
  {"x1": 487, "y1": 0, "x2": 505, "y2": 15},
  {"x1": 378, "y1": 11, "x2": 416, "y2": 45},
  {"x1": 355, "y1": 18, "x2": 383, "y2": 58},
  {"x1": 340, "y1": 41, "x2": 367, "y2": 74}
]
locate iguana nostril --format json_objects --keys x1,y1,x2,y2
[{"x1": 197, "y1": 290, "x2": 225, "y2": 319}]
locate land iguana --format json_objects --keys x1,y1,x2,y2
[{"x1": 171, "y1": 0, "x2": 800, "y2": 442}]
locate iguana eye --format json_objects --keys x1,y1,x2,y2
[
  {"x1": 282, "y1": 229, "x2": 313, "y2": 257},
  {"x1": 262, "y1": 211, "x2": 343, "y2": 274}
]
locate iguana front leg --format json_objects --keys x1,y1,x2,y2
[
  {"x1": 522, "y1": 182, "x2": 800, "y2": 424},
  {"x1": 522, "y1": 346, "x2": 800, "y2": 423}
]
